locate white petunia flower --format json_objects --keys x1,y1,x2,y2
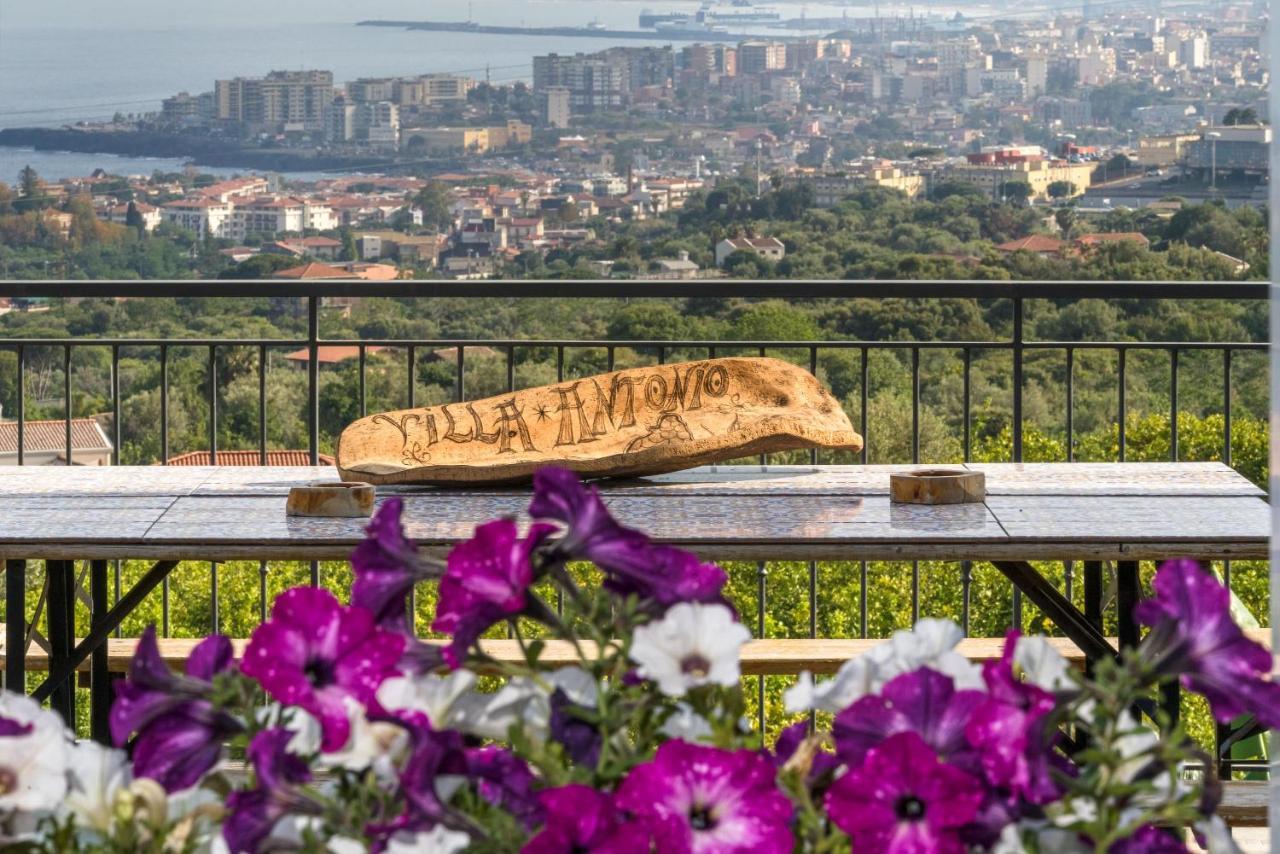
[
  {"x1": 1196, "y1": 816, "x2": 1244, "y2": 854},
  {"x1": 785, "y1": 618, "x2": 982, "y2": 714},
  {"x1": 0, "y1": 693, "x2": 72, "y2": 813},
  {"x1": 377, "y1": 669, "x2": 480, "y2": 729},
  {"x1": 385, "y1": 825, "x2": 471, "y2": 853},
  {"x1": 1014, "y1": 635, "x2": 1073, "y2": 692},
  {"x1": 630, "y1": 603, "x2": 750, "y2": 697},
  {"x1": 452, "y1": 666, "x2": 597, "y2": 741},
  {"x1": 283, "y1": 701, "x2": 407, "y2": 778},
  {"x1": 62, "y1": 740, "x2": 130, "y2": 833},
  {"x1": 660, "y1": 703, "x2": 714, "y2": 741},
  {"x1": 994, "y1": 821, "x2": 1090, "y2": 854}
]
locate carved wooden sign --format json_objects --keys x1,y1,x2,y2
[{"x1": 336, "y1": 357, "x2": 864, "y2": 485}]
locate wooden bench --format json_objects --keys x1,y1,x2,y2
[
  {"x1": 1, "y1": 634, "x2": 1096, "y2": 676},
  {"x1": 2, "y1": 631, "x2": 1269, "y2": 676},
  {"x1": 2, "y1": 629, "x2": 1268, "y2": 827}
]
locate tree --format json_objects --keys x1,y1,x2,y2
[
  {"x1": 0, "y1": 182, "x2": 14, "y2": 216},
  {"x1": 1222, "y1": 107, "x2": 1259, "y2": 126},
  {"x1": 15, "y1": 166, "x2": 49, "y2": 212},
  {"x1": 1047, "y1": 181, "x2": 1076, "y2": 200},
  {"x1": 1003, "y1": 181, "x2": 1033, "y2": 207},
  {"x1": 217, "y1": 254, "x2": 301, "y2": 279},
  {"x1": 412, "y1": 182, "x2": 453, "y2": 232},
  {"x1": 929, "y1": 181, "x2": 988, "y2": 202},
  {"x1": 125, "y1": 201, "x2": 145, "y2": 234}
]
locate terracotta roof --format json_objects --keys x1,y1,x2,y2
[
  {"x1": 996, "y1": 235, "x2": 1066, "y2": 253},
  {"x1": 285, "y1": 237, "x2": 343, "y2": 248},
  {"x1": 1076, "y1": 232, "x2": 1150, "y2": 247},
  {"x1": 165, "y1": 450, "x2": 335, "y2": 466},
  {"x1": 0, "y1": 419, "x2": 112, "y2": 454},
  {"x1": 282, "y1": 345, "x2": 391, "y2": 364},
  {"x1": 271, "y1": 262, "x2": 359, "y2": 280}
]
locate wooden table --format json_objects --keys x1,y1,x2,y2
[{"x1": 1, "y1": 462, "x2": 1268, "y2": 741}]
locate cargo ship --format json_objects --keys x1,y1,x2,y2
[{"x1": 640, "y1": 3, "x2": 781, "y2": 29}]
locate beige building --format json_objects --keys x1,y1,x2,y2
[
  {"x1": 486, "y1": 120, "x2": 533, "y2": 149},
  {"x1": 1136, "y1": 134, "x2": 1199, "y2": 167},
  {"x1": 941, "y1": 159, "x2": 1094, "y2": 200},
  {"x1": 810, "y1": 168, "x2": 925, "y2": 206},
  {"x1": 715, "y1": 236, "x2": 785, "y2": 266},
  {"x1": 403, "y1": 127, "x2": 490, "y2": 155}
]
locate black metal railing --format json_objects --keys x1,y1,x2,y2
[{"x1": 0, "y1": 279, "x2": 1270, "y2": 770}]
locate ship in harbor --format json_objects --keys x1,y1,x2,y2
[{"x1": 639, "y1": 2, "x2": 781, "y2": 29}]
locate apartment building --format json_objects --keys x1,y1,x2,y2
[
  {"x1": 215, "y1": 70, "x2": 335, "y2": 132},
  {"x1": 809, "y1": 167, "x2": 925, "y2": 206},
  {"x1": 738, "y1": 42, "x2": 787, "y2": 74},
  {"x1": 942, "y1": 150, "x2": 1094, "y2": 200},
  {"x1": 533, "y1": 53, "x2": 628, "y2": 113},
  {"x1": 541, "y1": 86, "x2": 572, "y2": 128},
  {"x1": 682, "y1": 43, "x2": 737, "y2": 77}
]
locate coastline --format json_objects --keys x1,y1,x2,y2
[{"x1": 0, "y1": 128, "x2": 395, "y2": 175}]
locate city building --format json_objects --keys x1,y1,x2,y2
[
  {"x1": 541, "y1": 86, "x2": 572, "y2": 128},
  {"x1": 942, "y1": 148, "x2": 1094, "y2": 200},
  {"x1": 810, "y1": 167, "x2": 926, "y2": 206},
  {"x1": 533, "y1": 53, "x2": 629, "y2": 114},
  {"x1": 738, "y1": 41, "x2": 788, "y2": 74},
  {"x1": 715, "y1": 236, "x2": 786, "y2": 266},
  {"x1": 1186, "y1": 125, "x2": 1271, "y2": 174},
  {"x1": 162, "y1": 198, "x2": 234, "y2": 239},
  {"x1": 215, "y1": 70, "x2": 335, "y2": 132},
  {"x1": 402, "y1": 127, "x2": 491, "y2": 155}
]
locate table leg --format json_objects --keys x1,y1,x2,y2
[
  {"x1": 90, "y1": 560, "x2": 111, "y2": 744},
  {"x1": 991, "y1": 561, "x2": 1117, "y2": 662},
  {"x1": 5, "y1": 560, "x2": 24, "y2": 692},
  {"x1": 34, "y1": 560, "x2": 178, "y2": 709},
  {"x1": 45, "y1": 560, "x2": 75, "y2": 726},
  {"x1": 1083, "y1": 561, "x2": 1103, "y2": 630},
  {"x1": 1116, "y1": 560, "x2": 1140, "y2": 649}
]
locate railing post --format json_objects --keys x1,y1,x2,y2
[
  {"x1": 308, "y1": 295, "x2": 319, "y2": 465},
  {"x1": 1012, "y1": 297, "x2": 1023, "y2": 463},
  {"x1": 5, "y1": 560, "x2": 25, "y2": 692}
]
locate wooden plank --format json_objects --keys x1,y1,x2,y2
[
  {"x1": 967, "y1": 462, "x2": 1264, "y2": 497},
  {"x1": 15, "y1": 633, "x2": 1271, "y2": 676},
  {"x1": 986, "y1": 495, "x2": 1270, "y2": 545},
  {"x1": 1218, "y1": 781, "x2": 1267, "y2": 827}
]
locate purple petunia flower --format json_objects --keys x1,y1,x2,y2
[
  {"x1": 965, "y1": 633, "x2": 1069, "y2": 806},
  {"x1": 615, "y1": 739, "x2": 794, "y2": 854},
  {"x1": 1110, "y1": 824, "x2": 1188, "y2": 853},
  {"x1": 223, "y1": 727, "x2": 320, "y2": 854},
  {"x1": 832, "y1": 667, "x2": 985, "y2": 772},
  {"x1": 241, "y1": 587, "x2": 406, "y2": 752},
  {"x1": 130, "y1": 702, "x2": 243, "y2": 793},
  {"x1": 351, "y1": 498, "x2": 443, "y2": 634},
  {"x1": 1137, "y1": 559, "x2": 1280, "y2": 728},
  {"x1": 548, "y1": 687, "x2": 602, "y2": 768},
  {"x1": 522, "y1": 785, "x2": 652, "y2": 854},
  {"x1": 466, "y1": 746, "x2": 544, "y2": 829},
  {"x1": 825, "y1": 731, "x2": 984, "y2": 854},
  {"x1": 529, "y1": 467, "x2": 730, "y2": 611},
  {"x1": 110, "y1": 626, "x2": 242, "y2": 792},
  {"x1": 771, "y1": 721, "x2": 840, "y2": 783},
  {"x1": 395, "y1": 717, "x2": 470, "y2": 829},
  {"x1": 431, "y1": 518, "x2": 555, "y2": 669}
]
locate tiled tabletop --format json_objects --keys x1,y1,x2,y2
[{"x1": 0, "y1": 463, "x2": 1267, "y2": 561}]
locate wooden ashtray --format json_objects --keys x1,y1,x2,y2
[
  {"x1": 286, "y1": 481, "x2": 375, "y2": 518},
  {"x1": 890, "y1": 469, "x2": 985, "y2": 505}
]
